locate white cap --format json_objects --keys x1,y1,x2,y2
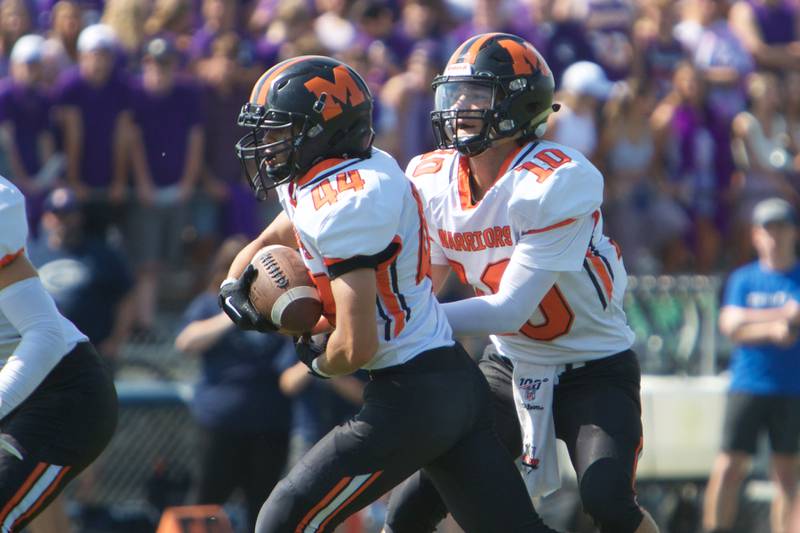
[
  {"x1": 77, "y1": 24, "x2": 117, "y2": 54},
  {"x1": 560, "y1": 61, "x2": 614, "y2": 99},
  {"x1": 10, "y1": 34, "x2": 45, "y2": 64}
]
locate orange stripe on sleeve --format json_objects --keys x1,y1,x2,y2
[
  {"x1": 522, "y1": 218, "x2": 576, "y2": 235},
  {"x1": 0, "y1": 462, "x2": 48, "y2": 524},
  {"x1": 12, "y1": 466, "x2": 72, "y2": 530},
  {"x1": 376, "y1": 238, "x2": 404, "y2": 337},
  {"x1": 587, "y1": 254, "x2": 613, "y2": 302},
  {"x1": 295, "y1": 476, "x2": 353, "y2": 533},
  {"x1": 0, "y1": 248, "x2": 23, "y2": 268},
  {"x1": 318, "y1": 471, "x2": 383, "y2": 532}
]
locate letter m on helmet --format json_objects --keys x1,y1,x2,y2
[{"x1": 304, "y1": 66, "x2": 367, "y2": 121}]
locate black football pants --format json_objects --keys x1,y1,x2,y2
[
  {"x1": 386, "y1": 350, "x2": 645, "y2": 533},
  {"x1": 255, "y1": 343, "x2": 553, "y2": 533}
]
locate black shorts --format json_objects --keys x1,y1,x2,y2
[
  {"x1": 256, "y1": 343, "x2": 547, "y2": 533},
  {"x1": 721, "y1": 392, "x2": 800, "y2": 455},
  {"x1": 0, "y1": 342, "x2": 118, "y2": 531}
]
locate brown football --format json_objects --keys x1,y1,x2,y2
[{"x1": 249, "y1": 245, "x2": 322, "y2": 335}]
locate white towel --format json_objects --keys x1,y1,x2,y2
[{"x1": 511, "y1": 359, "x2": 561, "y2": 498}]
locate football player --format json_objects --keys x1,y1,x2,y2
[
  {"x1": 385, "y1": 34, "x2": 660, "y2": 533},
  {"x1": 0, "y1": 178, "x2": 117, "y2": 531},
  {"x1": 219, "y1": 56, "x2": 559, "y2": 533}
]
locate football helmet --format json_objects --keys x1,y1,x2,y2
[
  {"x1": 236, "y1": 56, "x2": 374, "y2": 200},
  {"x1": 431, "y1": 33, "x2": 557, "y2": 156}
]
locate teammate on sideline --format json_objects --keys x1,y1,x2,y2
[
  {"x1": 0, "y1": 179, "x2": 117, "y2": 532},
  {"x1": 218, "y1": 55, "x2": 558, "y2": 533},
  {"x1": 385, "y1": 33, "x2": 659, "y2": 533}
]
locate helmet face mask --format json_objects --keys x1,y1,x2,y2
[
  {"x1": 431, "y1": 33, "x2": 556, "y2": 157},
  {"x1": 236, "y1": 105, "x2": 307, "y2": 200},
  {"x1": 432, "y1": 79, "x2": 499, "y2": 156},
  {"x1": 236, "y1": 56, "x2": 374, "y2": 200}
]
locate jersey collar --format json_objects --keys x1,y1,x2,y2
[{"x1": 456, "y1": 141, "x2": 535, "y2": 210}]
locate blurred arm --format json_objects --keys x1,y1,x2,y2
[{"x1": 174, "y1": 312, "x2": 234, "y2": 354}]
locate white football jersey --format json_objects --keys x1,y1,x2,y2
[
  {"x1": 0, "y1": 176, "x2": 86, "y2": 360},
  {"x1": 276, "y1": 148, "x2": 452, "y2": 370},
  {"x1": 407, "y1": 141, "x2": 635, "y2": 365}
]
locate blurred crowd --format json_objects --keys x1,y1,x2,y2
[{"x1": 3, "y1": 0, "x2": 800, "y2": 331}]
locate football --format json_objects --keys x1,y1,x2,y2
[{"x1": 249, "y1": 245, "x2": 322, "y2": 335}]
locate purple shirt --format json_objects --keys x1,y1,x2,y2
[
  {"x1": 0, "y1": 81, "x2": 52, "y2": 175},
  {"x1": 749, "y1": 0, "x2": 797, "y2": 44},
  {"x1": 54, "y1": 68, "x2": 132, "y2": 188},
  {"x1": 131, "y1": 77, "x2": 202, "y2": 187}
]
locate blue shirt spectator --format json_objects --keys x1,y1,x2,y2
[
  {"x1": 723, "y1": 261, "x2": 800, "y2": 395},
  {"x1": 180, "y1": 291, "x2": 294, "y2": 433}
]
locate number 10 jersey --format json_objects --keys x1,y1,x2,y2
[{"x1": 407, "y1": 140, "x2": 635, "y2": 365}]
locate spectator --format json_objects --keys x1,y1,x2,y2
[
  {"x1": 174, "y1": 236, "x2": 294, "y2": 532},
  {"x1": 351, "y1": 0, "x2": 410, "y2": 74},
  {"x1": 576, "y1": 0, "x2": 637, "y2": 81},
  {"x1": 730, "y1": 71, "x2": 799, "y2": 263},
  {"x1": 314, "y1": 0, "x2": 357, "y2": 53},
  {"x1": 197, "y1": 33, "x2": 275, "y2": 240},
  {"x1": 545, "y1": 60, "x2": 612, "y2": 161},
  {"x1": 633, "y1": 0, "x2": 689, "y2": 99},
  {"x1": 376, "y1": 40, "x2": 441, "y2": 166},
  {"x1": 276, "y1": 343, "x2": 365, "y2": 462},
  {"x1": 692, "y1": 0, "x2": 754, "y2": 213},
  {"x1": 398, "y1": 0, "x2": 450, "y2": 44},
  {"x1": 128, "y1": 35, "x2": 204, "y2": 331},
  {"x1": 729, "y1": 0, "x2": 800, "y2": 72},
  {"x1": 46, "y1": 0, "x2": 82, "y2": 65},
  {"x1": 189, "y1": 0, "x2": 238, "y2": 61},
  {"x1": 143, "y1": 0, "x2": 194, "y2": 55},
  {"x1": 784, "y1": 70, "x2": 800, "y2": 157},
  {"x1": 0, "y1": 34, "x2": 62, "y2": 232},
  {"x1": 651, "y1": 61, "x2": 719, "y2": 272},
  {"x1": 0, "y1": 0, "x2": 34, "y2": 75},
  {"x1": 27, "y1": 187, "x2": 136, "y2": 369},
  {"x1": 703, "y1": 197, "x2": 800, "y2": 533},
  {"x1": 52, "y1": 23, "x2": 134, "y2": 232},
  {"x1": 254, "y1": 0, "x2": 313, "y2": 70},
  {"x1": 539, "y1": 0, "x2": 595, "y2": 83},
  {"x1": 599, "y1": 80, "x2": 689, "y2": 273},
  {"x1": 102, "y1": 0, "x2": 151, "y2": 66}
]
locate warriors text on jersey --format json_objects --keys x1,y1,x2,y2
[
  {"x1": 276, "y1": 148, "x2": 452, "y2": 370},
  {"x1": 0, "y1": 176, "x2": 86, "y2": 360},
  {"x1": 407, "y1": 140, "x2": 635, "y2": 365}
]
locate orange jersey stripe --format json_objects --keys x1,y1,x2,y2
[
  {"x1": 0, "y1": 248, "x2": 23, "y2": 268},
  {"x1": 522, "y1": 218, "x2": 576, "y2": 235},
  {"x1": 13, "y1": 466, "x2": 72, "y2": 529},
  {"x1": 295, "y1": 476, "x2": 353, "y2": 533},
  {"x1": 631, "y1": 436, "x2": 643, "y2": 490},
  {"x1": 318, "y1": 471, "x2": 384, "y2": 532},
  {"x1": 0, "y1": 462, "x2": 48, "y2": 524},
  {"x1": 376, "y1": 238, "x2": 404, "y2": 337},
  {"x1": 587, "y1": 254, "x2": 613, "y2": 301}
]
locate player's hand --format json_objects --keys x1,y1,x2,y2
[
  {"x1": 295, "y1": 334, "x2": 330, "y2": 379},
  {"x1": 219, "y1": 265, "x2": 277, "y2": 332}
]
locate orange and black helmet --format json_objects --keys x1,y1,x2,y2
[
  {"x1": 431, "y1": 33, "x2": 556, "y2": 156},
  {"x1": 236, "y1": 56, "x2": 374, "y2": 200}
]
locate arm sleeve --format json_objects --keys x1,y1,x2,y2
[
  {"x1": 0, "y1": 191, "x2": 27, "y2": 264},
  {"x1": 441, "y1": 245, "x2": 560, "y2": 337},
  {"x1": 723, "y1": 270, "x2": 748, "y2": 308},
  {"x1": 0, "y1": 277, "x2": 69, "y2": 420}
]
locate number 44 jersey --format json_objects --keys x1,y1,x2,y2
[{"x1": 407, "y1": 140, "x2": 635, "y2": 365}]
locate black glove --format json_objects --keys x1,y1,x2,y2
[
  {"x1": 295, "y1": 334, "x2": 330, "y2": 379},
  {"x1": 218, "y1": 264, "x2": 277, "y2": 332}
]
